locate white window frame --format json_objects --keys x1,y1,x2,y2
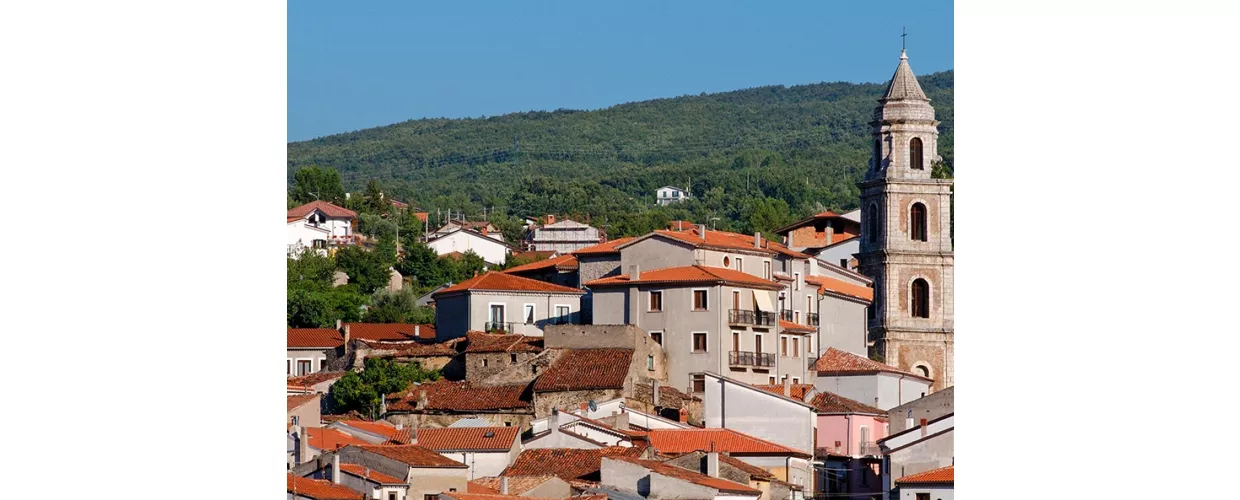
[
  {"x1": 488, "y1": 302, "x2": 507, "y2": 325},
  {"x1": 764, "y1": 261, "x2": 772, "y2": 280},
  {"x1": 295, "y1": 358, "x2": 314, "y2": 376},
  {"x1": 691, "y1": 288, "x2": 710, "y2": 311},
  {"x1": 754, "y1": 333, "x2": 764, "y2": 353},
  {"x1": 691, "y1": 331, "x2": 709, "y2": 353},
  {"x1": 736, "y1": 257, "x2": 743, "y2": 272},
  {"x1": 648, "y1": 290, "x2": 663, "y2": 312},
  {"x1": 649, "y1": 330, "x2": 664, "y2": 345},
  {"x1": 523, "y1": 303, "x2": 536, "y2": 324},
  {"x1": 793, "y1": 273, "x2": 801, "y2": 291},
  {"x1": 554, "y1": 304, "x2": 571, "y2": 324}
]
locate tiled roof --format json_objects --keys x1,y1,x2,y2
[
  {"x1": 470, "y1": 475, "x2": 558, "y2": 496},
  {"x1": 415, "y1": 426, "x2": 521, "y2": 452},
  {"x1": 345, "y1": 323, "x2": 435, "y2": 342},
  {"x1": 414, "y1": 212, "x2": 429, "y2": 223},
  {"x1": 608, "y1": 456, "x2": 760, "y2": 495},
  {"x1": 339, "y1": 464, "x2": 406, "y2": 485},
  {"x1": 571, "y1": 237, "x2": 635, "y2": 256},
  {"x1": 753, "y1": 383, "x2": 816, "y2": 401},
  {"x1": 386, "y1": 380, "x2": 531, "y2": 412},
  {"x1": 813, "y1": 347, "x2": 929, "y2": 381},
  {"x1": 639, "y1": 228, "x2": 776, "y2": 255},
  {"x1": 778, "y1": 319, "x2": 816, "y2": 335},
  {"x1": 509, "y1": 250, "x2": 557, "y2": 262},
  {"x1": 808, "y1": 391, "x2": 886, "y2": 415},
  {"x1": 464, "y1": 331, "x2": 544, "y2": 354},
  {"x1": 502, "y1": 447, "x2": 641, "y2": 480},
  {"x1": 288, "y1": 393, "x2": 319, "y2": 412},
  {"x1": 307, "y1": 427, "x2": 371, "y2": 451},
  {"x1": 772, "y1": 211, "x2": 861, "y2": 240},
  {"x1": 630, "y1": 384, "x2": 700, "y2": 410},
  {"x1": 387, "y1": 428, "x2": 414, "y2": 445},
  {"x1": 718, "y1": 453, "x2": 776, "y2": 481},
  {"x1": 332, "y1": 420, "x2": 399, "y2": 440},
  {"x1": 288, "y1": 371, "x2": 346, "y2": 388},
  {"x1": 467, "y1": 480, "x2": 502, "y2": 494},
  {"x1": 585, "y1": 265, "x2": 783, "y2": 291},
  {"x1": 646, "y1": 429, "x2": 809, "y2": 458},
  {"x1": 805, "y1": 276, "x2": 873, "y2": 302},
  {"x1": 532, "y1": 348, "x2": 633, "y2": 392},
  {"x1": 287, "y1": 474, "x2": 363, "y2": 500},
  {"x1": 288, "y1": 200, "x2": 358, "y2": 220},
  {"x1": 503, "y1": 254, "x2": 580, "y2": 274},
  {"x1": 288, "y1": 328, "x2": 345, "y2": 348},
  {"x1": 443, "y1": 494, "x2": 551, "y2": 500},
  {"x1": 895, "y1": 465, "x2": 953, "y2": 485},
  {"x1": 358, "y1": 338, "x2": 461, "y2": 358},
  {"x1": 436, "y1": 272, "x2": 585, "y2": 296},
  {"x1": 356, "y1": 444, "x2": 467, "y2": 468}
]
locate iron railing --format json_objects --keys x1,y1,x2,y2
[
  {"x1": 754, "y1": 352, "x2": 776, "y2": 368},
  {"x1": 780, "y1": 309, "x2": 794, "y2": 321},
  {"x1": 859, "y1": 441, "x2": 881, "y2": 456},
  {"x1": 729, "y1": 351, "x2": 755, "y2": 366},
  {"x1": 729, "y1": 309, "x2": 778, "y2": 326},
  {"x1": 484, "y1": 322, "x2": 517, "y2": 333},
  {"x1": 807, "y1": 312, "x2": 820, "y2": 326}
]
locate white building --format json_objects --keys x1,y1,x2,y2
[
  {"x1": 656, "y1": 186, "x2": 691, "y2": 206},
  {"x1": 414, "y1": 426, "x2": 522, "y2": 479},
  {"x1": 526, "y1": 215, "x2": 603, "y2": 253},
  {"x1": 893, "y1": 465, "x2": 953, "y2": 500},
  {"x1": 702, "y1": 372, "x2": 816, "y2": 456},
  {"x1": 287, "y1": 201, "x2": 357, "y2": 258},
  {"x1": 812, "y1": 348, "x2": 933, "y2": 411},
  {"x1": 424, "y1": 227, "x2": 516, "y2": 267}
]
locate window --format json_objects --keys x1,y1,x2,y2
[
  {"x1": 692, "y1": 290, "x2": 708, "y2": 310},
  {"x1": 911, "y1": 279, "x2": 930, "y2": 318},
  {"x1": 556, "y1": 305, "x2": 571, "y2": 323},
  {"x1": 763, "y1": 261, "x2": 771, "y2": 280},
  {"x1": 736, "y1": 257, "x2": 743, "y2": 272},
  {"x1": 873, "y1": 138, "x2": 881, "y2": 169},
  {"x1": 723, "y1": 256, "x2": 730, "y2": 267},
  {"x1": 482, "y1": 358, "x2": 488, "y2": 367},
  {"x1": 312, "y1": 239, "x2": 327, "y2": 249},
  {"x1": 319, "y1": 359, "x2": 327, "y2": 370},
  {"x1": 792, "y1": 377, "x2": 800, "y2": 384},
  {"x1": 524, "y1": 304, "x2": 535, "y2": 324},
  {"x1": 794, "y1": 311, "x2": 801, "y2": 323},
  {"x1": 732, "y1": 332, "x2": 740, "y2": 352},
  {"x1": 780, "y1": 336, "x2": 788, "y2": 356},
  {"x1": 781, "y1": 259, "x2": 788, "y2": 272},
  {"x1": 297, "y1": 360, "x2": 312, "y2": 375},
  {"x1": 388, "y1": 493, "x2": 396, "y2": 500},
  {"x1": 692, "y1": 332, "x2": 708, "y2": 352},
  {"x1": 489, "y1": 304, "x2": 505, "y2": 325},
  {"x1": 910, "y1": 203, "x2": 927, "y2": 242},
  {"x1": 510, "y1": 353, "x2": 517, "y2": 364},
  {"x1": 650, "y1": 331, "x2": 663, "y2": 345},
  {"x1": 867, "y1": 204, "x2": 879, "y2": 243},
  {"x1": 754, "y1": 334, "x2": 763, "y2": 353},
  {"x1": 691, "y1": 374, "x2": 705, "y2": 393},
  {"x1": 793, "y1": 273, "x2": 800, "y2": 291},
  {"x1": 649, "y1": 291, "x2": 663, "y2": 311},
  {"x1": 807, "y1": 295, "x2": 813, "y2": 314},
  {"x1": 915, "y1": 494, "x2": 930, "y2": 500},
  {"x1": 910, "y1": 137, "x2": 924, "y2": 170},
  {"x1": 914, "y1": 365, "x2": 930, "y2": 378},
  {"x1": 732, "y1": 290, "x2": 740, "y2": 310},
  {"x1": 769, "y1": 376, "x2": 776, "y2": 384},
  {"x1": 792, "y1": 337, "x2": 799, "y2": 357},
  {"x1": 286, "y1": 359, "x2": 291, "y2": 375},
  {"x1": 647, "y1": 355, "x2": 655, "y2": 371},
  {"x1": 840, "y1": 258, "x2": 848, "y2": 267}
]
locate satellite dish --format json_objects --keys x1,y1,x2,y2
[{"x1": 587, "y1": 400, "x2": 598, "y2": 412}]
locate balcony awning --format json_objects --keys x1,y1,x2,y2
[{"x1": 753, "y1": 290, "x2": 775, "y2": 312}]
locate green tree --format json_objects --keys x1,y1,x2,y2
[
  {"x1": 742, "y1": 197, "x2": 794, "y2": 241},
  {"x1": 364, "y1": 179, "x2": 391, "y2": 215},
  {"x1": 291, "y1": 166, "x2": 346, "y2": 205},
  {"x1": 335, "y1": 246, "x2": 393, "y2": 294},
  {"x1": 365, "y1": 287, "x2": 436, "y2": 324},
  {"x1": 394, "y1": 242, "x2": 447, "y2": 291},
  {"x1": 287, "y1": 286, "x2": 367, "y2": 328},
  {"x1": 331, "y1": 358, "x2": 440, "y2": 417}
]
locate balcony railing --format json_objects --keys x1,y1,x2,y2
[
  {"x1": 729, "y1": 351, "x2": 755, "y2": 367},
  {"x1": 859, "y1": 441, "x2": 881, "y2": 456},
  {"x1": 754, "y1": 352, "x2": 775, "y2": 368},
  {"x1": 807, "y1": 312, "x2": 820, "y2": 326},
  {"x1": 779, "y1": 309, "x2": 794, "y2": 321},
  {"x1": 485, "y1": 322, "x2": 517, "y2": 333},
  {"x1": 729, "y1": 309, "x2": 778, "y2": 327}
]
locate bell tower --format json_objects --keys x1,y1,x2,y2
[{"x1": 857, "y1": 49, "x2": 954, "y2": 391}]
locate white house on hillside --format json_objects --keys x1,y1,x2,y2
[
  {"x1": 287, "y1": 201, "x2": 357, "y2": 258},
  {"x1": 656, "y1": 186, "x2": 691, "y2": 206},
  {"x1": 425, "y1": 227, "x2": 516, "y2": 267}
]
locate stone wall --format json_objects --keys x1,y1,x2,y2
[
  {"x1": 465, "y1": 351, "x2": 543, "y2": 383},
  {"x1": 534, "y1": 388, "x2": 624, "y2": 418},
  {"x1": 577, "y1": 255, "x2": 621, "y2": 285},
  {"x1": 384, "y1": 411, "x2": 534, "y2": 431},
  {"x1": 788, "y1": 225, "x2": 830, "y2": 250}
]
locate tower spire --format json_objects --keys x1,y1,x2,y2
[{"x1": 901, "y1": 26, "x2": 907, "y2": 52}]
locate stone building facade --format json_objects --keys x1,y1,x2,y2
[{"x1": 857, "y1": 50, "x2": 954, "y2": 391}]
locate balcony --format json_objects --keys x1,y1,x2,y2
[
  {"x1": 729, "y1": 309, "x2": 778, "y2": 327},
  {"x1": 859, "y1": 441, "x2": 881, "y2": 456},
  {"x1": 484, "y1": 322, "x2": 517, "y2": 334},
  {"x1": 779, "y1": 309, "x2": 794, "y2": 322},
  {"x1": 729, "y1": 351, "x2": 755, "y2": 367},
  {"x1": 807, "y1": 312, "x2": 820, "y2": 326},
  {"x1": 754, "y1": 352, "x2": 775, "y2": 368}
]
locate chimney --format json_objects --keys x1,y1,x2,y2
[
  {"x1": 550, "y1": 408, "x2": 561, "y2": 436},
  {"x1": 920, "y1": 418, "x2": 928, "y2": 437},
  {"x1": 336, "y1": 319, "x2": 342, "y2": 330},
  {"x1": 481, "y1": 226, "x2": 489, "y2": 235},
  {"x1": 615, "y1": 411, "x2": 630, "y2": 431},
  {"x1": 395, "y1": 423, "x2": 403, "y2": 430},
  {"x1": 343, "y1": 324, "x2": 351, "y2": 345},
  {"x1": 905, "y1": 410, "x2": 914, "y2": 432},
  {"x1": 580, "y1": 402, "x2": 589, "y2": 413},
  {"x1": 651, "y1": 380, "x2": 660, "y2": 407},
  {"x1": 783, "y1": 375, "x2": 791, "y2": 396},
  {"x1": 291, "y1": 425, "x2": 310, "y2": 466},
  {"x1": 501, "y1": 477, "x2": 509, "y2": 495},
  {"x1": 698, "y1": 224, "x2": 707, "y2": 240},
  {"x1": 754, "y1": 232, "x2": 762, "y2": 249},
  {"x1": 546, "y1": 214, "x2": 555, "y2": 225},
  {"x1": 331, "y1": 454, "x2": 341, "y2": 484},
  {"x1": 678, "y1": 410, "x2": 687, "y2": 423},
  {"x1": 706, "y1": 452, "x2": 720, "y2": 478},
  {"x1": 824, "y1": 225, "x2": 835, "y2": 245},
  {"x1": 414, "y1": 325, "x2": 421, "y2": 338},
  {"x1": 628, "y1": 264, "x2": 640, "y2": 280}
]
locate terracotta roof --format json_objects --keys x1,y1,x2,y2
[
  {"x1": 630, "y1": 384, "x2": 700, "y2": 410},
  {"x1": 778, "y1": 319, "x2": 816, "y2": 335},
  {"x1": 608, "y1": 456, "x2": 760, "y2": 495},
  {"x1": 415, "y1": 426, "x2": 521, "y2": 452},
  {"x1": 288, "y1": 200, "x2": 358, "y2": 220},
  {"x1": 805, "y1": 276, "x2": 873, "y2": 303},
  {"x1": 646, "y1": 429, "x2": 810, "y2": 458},
  {"x1": 718, "y1": 453, "x2": 776, "y2": 480},
  {"x1": 386, "y1": 380, "x2": 531, "y2": 412},
  {"x1": 288, "y1": 393, "x2": 319, "y2": 412},
  {"x1": 808, "y1": 391, "x2": 886, "y2": 415},
  {"x1": 339, "y1": 464, "x2": 406, "y2": 485},
  {"x1": 442, "y1": 494, "x2": 552, "y2": 500},
  {"x1": 571, "y1": 237, "x2": 635, "y2": 256},
  {"x1": 470, "y1": 475, "x2": 558, "y2": 496},
  {"x1": 332, "y1": 420, "x2": 399, "y2": 440},
  {"x1": 565, "y1": 414, "x2": 649, "y2": 439},
  {"x1": 387, "y1": 428, "x2": 414, "y2": 445},
  {"x1": 467, "y1": 480, "x2": 502, "y2": 494},
  {"x1": 289, "y1": 328, "x2": 345, "y2": 348},
  {"x1": 356, "y1": 444, "x2": 467, "y2": 468},
  {"x1": 639, "y1": 228, "x2": 778, "y2": 255},
  {"x1": 436, "y1": 272, "x2": 585, "y2": 297},
  {"x1": 287, "y1": 474, "x2": 363, "y2": 500},
  {"x1": 772, "y1": 211, "x2": 861, "y2": 239},
  {"x1": 753, "y1": 383, "x2": 816, "y2": 401},
  {"x1": 532, "y1": 348, "x2": 633, "y2": 392},
  {"x1": 307, "y1": 427, "x2": 371, "y2": 451},
  {"x1": 345, "y1": 323, "x2": 435, "y2": 342},
  {"x1": 414, "y1": 212, "x2": 429, "y2": 223},
  {"x1": 503, "y1": 254, "x2": 580, "y2": 274},
  {"x1": 358, "y1": 338, "x2": 461, "y2": 358},
  {"x1": 464, "y1": 331, "x2": 544, "y2": 354},
  {"x1": 509, "y1": 250, "x2": 557, "y2": 262},
  {"x1": 503, "y1": 447, "x2": 641, "y2": 480},
  {"x1": 813, "y1": 347, "x2": 930, "y2": 381},
  {"x1": 895, "y1": 465, "x2": 953, "y2": 485},
  {"x1": 288, "y1": 371, "x2": 346, "y2": 388},
  {"x1": 585, "y1": 265, "x2": 783, "y2": 291}
]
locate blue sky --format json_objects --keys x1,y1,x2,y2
[{"x1": 288, "y1": 1, "x2": 953, "y2": 141}]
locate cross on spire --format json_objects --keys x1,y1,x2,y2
[{"x1": 902, "y1": 27, "x2": 907, "y2": 51}]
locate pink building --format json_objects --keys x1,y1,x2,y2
[{"x1": 809, "y1": 391, "x2": 888, "y2": 499}]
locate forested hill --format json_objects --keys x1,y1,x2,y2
[{"x1": 287, "y1": 70, "x2": 952, "y2": 239}]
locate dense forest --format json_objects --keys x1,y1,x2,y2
[{"x1": 287, "y1": 70, "x2": 953, "y2": 241}]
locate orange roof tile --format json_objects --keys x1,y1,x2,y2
[
  {"x1": 443, "y1": 494, "x2": 554, "y2": 500},
  {"x1": 469, "y1": 476, "x2": 558, "y2": 496},
  {"x1": 307, "y1": 427, "x2": 371, "y2": 451},
  {"x1": 773, "y1": 211, "x2": 861, "y2": 240},
  {"x1": 646, "y1": 429, "x2": 810, "y2": 458},
  {"x1": 585, "y1": 265, "x2": 783, "y2": 290},
  {"x1": 716, "y1": 452, "x2": 776, "y2": 480},
  {"x1": 805, "y1": 276, "x2": 873, "y2": 302},
  {"x1": 813, "y1": 347, "x2": 930, "y2": 380},
  {"x1": 436, "y1": 272, "x2": 585, "y2": 297},
  {"x1": 467, "y1": 480, "x2": 502, "y2": 494},
  {"x1": 358, "y1": 338, "x2": 461, "y2": 358},
  {"x1": 387, "y1": 428, "x2": 414, "y2": 445},
  {"x1": 502, "y1": 447, "x2": 642, "y2": 480},
  {"x1": 288, "y1": 200, "x2": 358, "y2": 220},
  {"x1": 333, "y1": 420, "x2": 399, "y2": 440},
  {"x1": 415, "y1": 426, "x2": 521, "y2": 452},
  {"x1": 532, "y1": 348, "x2": 633, "y2": 392},
  {"x1": 386, "y1": 380, "x2": 531, "y2": 412},
  {"x1": 895, "y1": 465, "x2": 953, "y2": 485},
  {"x1": 288, "y1": 393, "x2": 319, "y2": 412},
  {"x1": 288, "y1": 328, "x2": 345, "y2": 348},
  {"x1": 414, "y1": 212, "x2": 429, "y2": 223},
  {"x1": 339, "y1": 464, "x2": 406, "y2": 485},
  {"x1": 509, "y1": 250, "x2": 557, "y2": 262},
  {"x1": 288, "y1": 371, "x2": 346, "y2": 388},
  {"x1": 503, "y1": 254, "x2": 579, "y2": 274},
  {"x1": 778, "y1": 319, "x2": 816, "y2": 335},
  {"x1": 345, "y1": 323, "x2": 435, "y2": 342},
  {"x1": 753, "y1": 383, "x2": 816, "y2": 401},
  {"x1": 287, "y1": 474, "x2": 364, "y2": 500},
  {"x1": 571, "y1": 237, "x2": 636, "y2": 256},
  {"x1": 608, "y1": 456, "x2": 760, "y2": 495},
  {"x1": 808, "y1": 391, "x2": 886, "y2": 415},
  {"x1": 356, "y1": 444, "x2": 467, "y2": 468},
  {"x1": 464, "y1": 332, "x2": 544, "y2": 354}
]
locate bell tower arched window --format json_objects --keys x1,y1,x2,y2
[
  {"x1": 909, "y1": 137, "x2": 924, "y2": 170},
  {"x1": 911, "y1": 279, "x2": 930, "y2": 318},
  {"x1": 910, "y1": 203, "x2": 927, "y2": 242},
  {"x1": 866, "y1": 203, "x2": 879, "y2": 243}
]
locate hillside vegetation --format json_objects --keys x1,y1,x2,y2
[{"x1": 287, "y1": 70, "x2": 953, "y2": 239}]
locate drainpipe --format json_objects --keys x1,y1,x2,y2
[{"x1": 846, "y1": 414, "x2": 852, "y2": 456}]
